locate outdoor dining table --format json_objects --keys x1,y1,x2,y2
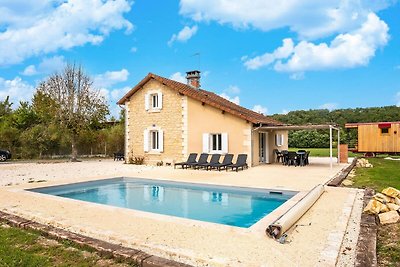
[
  {"x1": 282, "y1": 151, "x2": 307, "y2": 166},
  {"x1": 296, "y1": 152, "x2": 306, "y2": 166}
]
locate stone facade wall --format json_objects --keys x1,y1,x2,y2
[{"x1": 126, "y1": 79, "x2": 184, "y2": 165}]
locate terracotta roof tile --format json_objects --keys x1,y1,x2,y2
[{"x1": 117, "y1": 73, "x2": 283, "y2": 125}]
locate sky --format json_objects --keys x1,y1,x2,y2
[{"x1": 0, "y1": 0, "x2": 399, "y2": 118}]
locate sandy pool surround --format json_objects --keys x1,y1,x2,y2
[
  {"x1": 0, "y1": 160, "x2": 356, "y2": 266},
  {"x1": 26, "y1": 177, "x2": 300, "y2": 235}
]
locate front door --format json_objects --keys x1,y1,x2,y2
[{"x1": 259, "y1": 132, "x2": 270, "y2": 163}]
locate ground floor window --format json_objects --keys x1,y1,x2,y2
[
  {"x1": 150, "y1": 130, "x2": 159, "y2": 150},
  {"x1": 144, "y1": 128, "x2": 163, "y2": 152},
  {"x1": 202, "y1": 133, "x2": 228, "y2": 153},
  {"x1": 275, "y1": 134, "x2": 284, "y2": 147},
  {"x1": 211, "y1": 134, "x2": 222, "y2": 151}
]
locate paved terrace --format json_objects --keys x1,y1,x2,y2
[{"x1": 0, "y1": 158, "x2": 361, "y2": 266}]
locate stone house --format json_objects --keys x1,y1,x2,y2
[{"x1": 117, "y1": 71, "x2": 288, "y2": 166}]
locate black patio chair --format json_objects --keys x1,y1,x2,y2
[
  {"x1": 209, "y1": 154, "x2": 233, "y2": 171},
  {"x1": 273, "y1": 149, "x2": 283, "y2": 163},
  {"x1": 287, "y1": 152, "x2": 298, "y2": 167},
  {"x1": 304, "y1": 151, "x2": 310, "y2": 165},
  {"x1": 227, "y1": 154, "x2": 248, "y2": 172},
  {"x1": 197, "y1": 154, "x2": 221, "y2": 170},
  {"x1": 281, "y1": 150, "x2": 289, "y2": 165},
  {"x1": 186, "y1": 153, "x2": 209, "y2": 169},
  {"x1": 174, "y1": 153, "x2": 198, "y2": 169}
]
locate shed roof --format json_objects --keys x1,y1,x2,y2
[
  {"x1": 117, "y1": 72, "x2": 283, "y2": 125},
  {"x1": 345, "y1": 121, "x2": 400, "y2": 128}
]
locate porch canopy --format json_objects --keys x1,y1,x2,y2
[{"x1": 257, "y1": 124, "x2": 341, "y2": 168}]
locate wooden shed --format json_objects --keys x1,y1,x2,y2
[{"x1": 345, "y1": 121, "x2": 400, "y2": 154}]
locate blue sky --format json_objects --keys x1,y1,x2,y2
[{"x1": 0, "y1": 0, "x2": 399, "y2": 118}]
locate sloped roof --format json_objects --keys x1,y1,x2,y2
[{"x1": 117, "y1": 73, "x2": 283, "y2": 125}]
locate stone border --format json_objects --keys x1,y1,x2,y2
[
  {"x1": 355, "y1": 189, "x2": 377, "y2": 267},
  {"x1": 327, "y1": 158, "x2": 357, "y2": 187},
  {"x1": 0, "y1": 211, "x2": 192, "y2": 267}
]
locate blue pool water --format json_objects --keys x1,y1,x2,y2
[{"x1": 30, "y1": 178, "x2": 296, "y2": 228}]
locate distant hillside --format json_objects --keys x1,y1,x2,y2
[
  {"x1": 270, "y1": 106, "x2": 400, "y2": 148},
  {"x1": 271, "y1": 105, "x2": 400, "y2": 126}
]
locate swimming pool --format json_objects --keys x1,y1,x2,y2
[{"x1": 30, "y1": 178, "x2": 296, "y2": 228}]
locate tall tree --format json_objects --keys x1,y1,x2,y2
[{"x1": 36, "y1": 64, "x2": 109, "y2": 161}]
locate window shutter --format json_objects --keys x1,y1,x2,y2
[
  {"x1": 144, "y1": 93, "x2": 150, "y2": 111},
  {"x1": 158, "y1": 92, "x2": 163, "y2": 109},
  {"x1": 143, "y1": 129, "x2": 149, "y2": 152},
  {"x1": 159, "y1": 130, "x2": 164, "y2": 152},
  {"x1": 221, "y1": 133, "x2": 228, "y2": 153},
  {"x1": 281, "y1": 134, "x2": 284, "y2": 146},
  {"x1": 202, "y1": 133, "x2": 209, "y2": 153}
]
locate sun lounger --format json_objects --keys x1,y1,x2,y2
[
  {"x1": 174, "y1": 153, "x2": 198, "y2": 169},
  {"x1": 186, "y1": 153, "x2": 209, "y2": 169},
  {"x1": 197, "y1": 154, "x2": 221, "y2": 170},
  {"x1": 227, "y1": 154, "x2": 248, "y2": 172},
  {"x1": 209, "y1": 154, "x2": 233, "y2": 171}
]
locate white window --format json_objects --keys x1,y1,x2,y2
[
  {"x1": 202, "y1": 133, "x2": 228, "y2": 153},
  {"x1": 150, "y1": 130, "x2": 159, "y2": 150},
  {"x1": 151, "y1": 93, "x2": 159, "y2": 108},
  {"x1": 145, "y1": 91, "x2": 163, "y2": 111},
  {"x1": 144, "y1": 128, "x2": 164, "y2": 152},
  {"x1": 275, "y1": 134, "x2": 284, "y2": 147},
  {"x1": 211, "y1": 134, "x2": 222, "y2": 151}
]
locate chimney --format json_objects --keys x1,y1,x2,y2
[{"x1": 186, "y1": 70, "x2": 201, "y2": 89}]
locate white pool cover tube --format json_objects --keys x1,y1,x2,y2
[{"x1": 266, "y1": 184, "x2": 325, "y2": 239}]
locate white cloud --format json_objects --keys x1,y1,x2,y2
[
  {"x1": 219, "y1": 93, "x2": 240, "y2": 105},
  {"x1": 180, "y1": 0, "x2": 391, "y2": 39},
  {"x1": 22, "y1": 65, "x2": 37, "y2": 76},
  {"x1": 280, "y1": 109, "x2": 289, "y2": 115},
  {"x1": 94, "y1": 69, "x2": 129, "y2": 88},
  {"x1": 225, "y1": 85, "x2": 240, "y2": 94},
  {"x1": 0, "y1": 76, "x2": 35, "y2": 104},
  {"x1": 244, "y1": 13, "x2": 389, "y2": 73},
  {"x1": 180, "y1": 1, "x2": 391, "y2": 74},
  {"x1": 169, "y1": 72, "x2": 187, "y2": 83},
  {"x1": 244, "y1": 38, "x2": 294, "y2": 70},
  {"x1": 289, "y1": 72, "x2": 305, "y2": 80},
  {"x1": 319, "y1": 103, "x2": 338, "y2": 111},
  {"x1": 22, "y1": 55, "x2": 65, "y2": 76},
  {"x1": 130, "y1": 47, "x2": 138, "y2": 53},
  {"x1": 396, "y1": 92, "x2": 400, "y2": 107},
  {"x1": 252, "y1": 105, "x2": 268, "y2": 115},
  {"x1": 0, "y1": 0, "x2": 133, "y2": 66},
  {"x1": 168, "y1": 25, "x2": 198, "y2": 46}
]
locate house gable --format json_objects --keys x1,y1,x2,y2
[{"x1": 125, "y1": 78, "x2": 185, "y2": 163}]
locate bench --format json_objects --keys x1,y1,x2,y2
[{"x1": 113, "y1": 152, "x2": 125, "y2": 161}]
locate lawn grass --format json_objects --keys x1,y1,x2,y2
[
  {"x1": 351, "y1": 157, "x2": 400, "y2": 267},
  {"x1": 0, "y1": 223, "x2": 132, "y2": 267},
  {"x1": 352, "y1": 158, "x2": 400, "y2": 191},
  {"x1": 290, "y1": 147, "x2": 358, "y2": 157}
]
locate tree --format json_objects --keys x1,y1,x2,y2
[{"x1": 36, "y1": 64, "x2": 109, "y2": 161}]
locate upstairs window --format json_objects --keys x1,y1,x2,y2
[
  {"x1": 145, "y1": 91, "x2": 163, "y2": 111},
  {"x1": 151, "y1": 93, "x2": 159, "y2": 109}
]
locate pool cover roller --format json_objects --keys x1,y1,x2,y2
[{"x1": 266, "y1": 184, "x2": 325, "y2": 239}]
